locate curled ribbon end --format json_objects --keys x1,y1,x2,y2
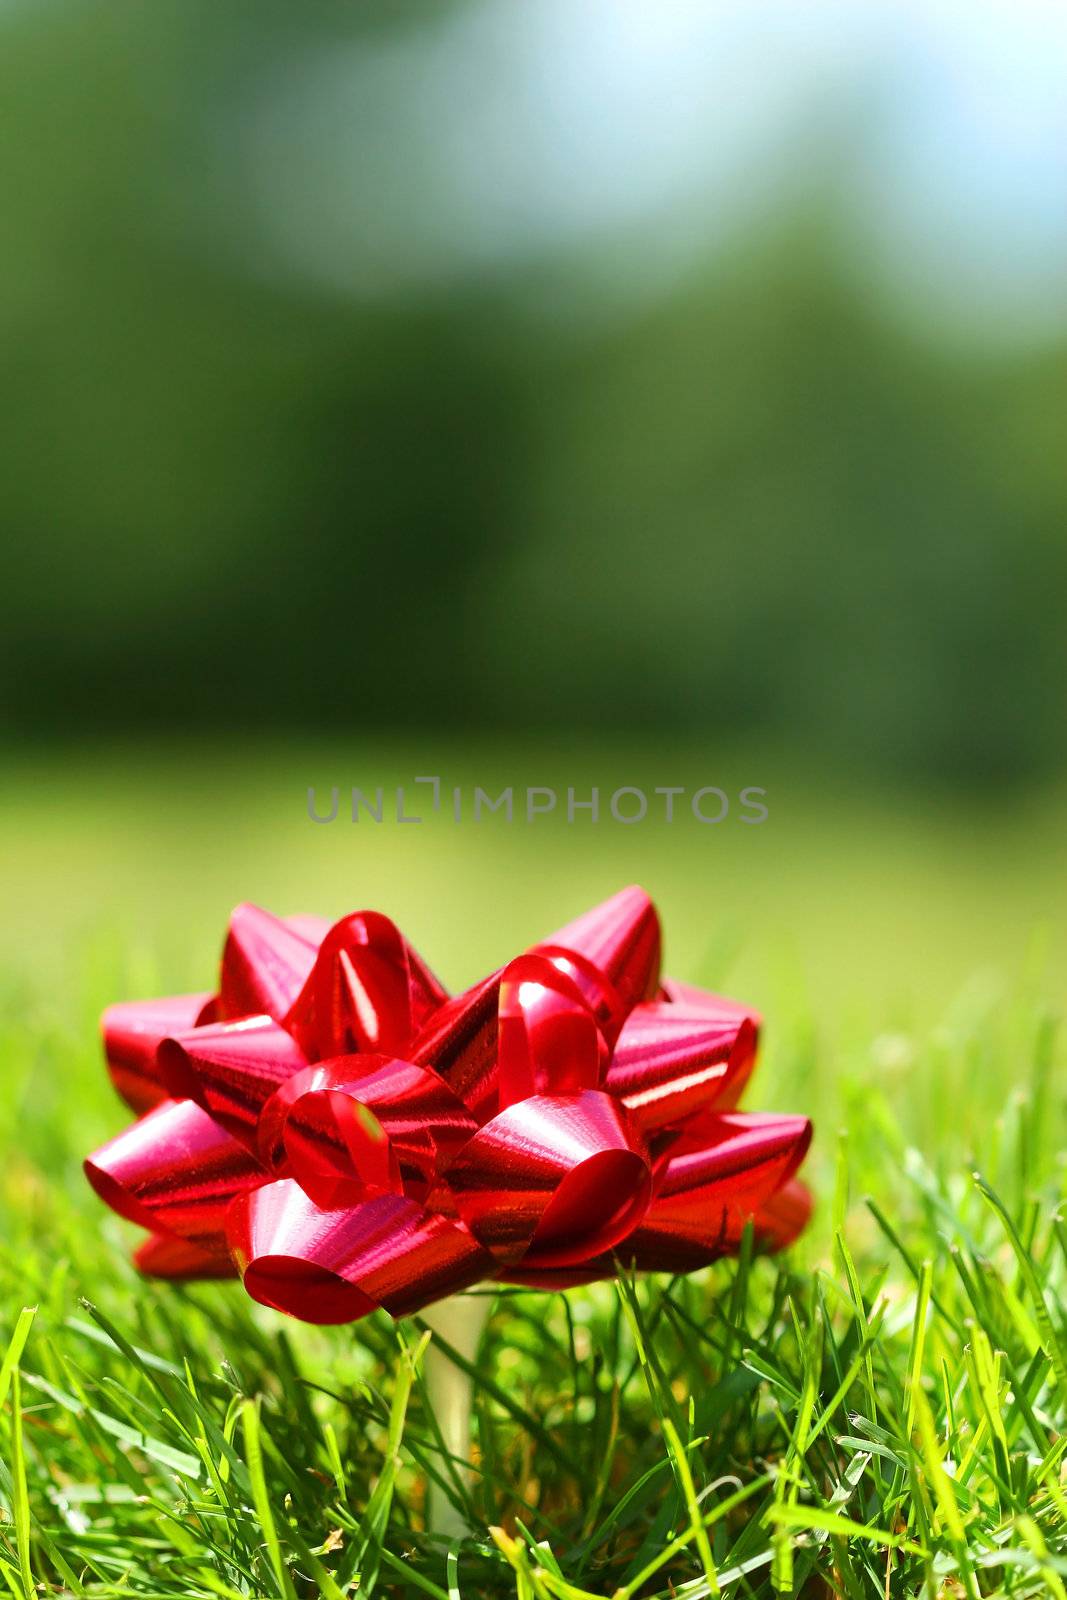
[
  {"x1": 83, "y1": 1153, "x2": 154, "y2": 1233},
  {"x1": 524, "y1": 1145, "x2": 652, "y2": 1271},
  {"x1": 242, "y1": 1255, "x2": 378, "y2": 1325}
]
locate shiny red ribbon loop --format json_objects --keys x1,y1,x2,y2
[
  {"x1": 102, "y1": 991, "x2": 217, "y2": 1114},
  {"x1": 282, "y1": 1053, "x2": 478, "y2": 1207},
  {"x1": 285, "y1": 910, "x2": 447, "y2": 1061},
  {"x1": 497, "y1": 954, "x2": 607, "y2": 1107},
  {"x1": 433, "y1": 1088, "x2": 650, "y2": 1268},
  {"x1": 86, "y1": 886, "x2": 812, "y2": 1323}
]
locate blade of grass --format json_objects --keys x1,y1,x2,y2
[{"x1": 241, "y1": 1397, "x2": 297, "y2": 1600}]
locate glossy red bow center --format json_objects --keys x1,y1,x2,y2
[{"x1": 86, "y1": 887, "x2": 812, "y2": 1323}]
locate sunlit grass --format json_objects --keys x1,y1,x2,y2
[{"x1": 1, "y1": 745, "x2": 1065, "y2": 1594}]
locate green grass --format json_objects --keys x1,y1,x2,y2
[{"x1": 1, "y1": 742, "x2": 1066, "y2": 1596}]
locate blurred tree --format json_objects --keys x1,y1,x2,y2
[{"x1": 1, "y1": 0, "x2": 1065, "y2": 783}]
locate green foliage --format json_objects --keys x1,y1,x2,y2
[
  {"x1": 1, "y1": 938, "x2": 1064, "y2": 1596},
  {"x1": 1, "y1": 4, "x2": 1066, "y2": 780}
]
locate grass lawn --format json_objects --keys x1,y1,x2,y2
[{"x1": 1, "y1": 741, "x2": 1065, "y2": 1596}]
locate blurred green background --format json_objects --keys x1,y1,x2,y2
[{"x1": 1, "y1": 0, "x2": 1065, "y2": 1039}]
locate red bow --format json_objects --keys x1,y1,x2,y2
[{"x1": 85, "y1": 888, "x2": 812, "y2": 1323}]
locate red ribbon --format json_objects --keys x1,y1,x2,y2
[{"x1": 86, "y1": 887, "x2": 812, "y2": 1324}]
